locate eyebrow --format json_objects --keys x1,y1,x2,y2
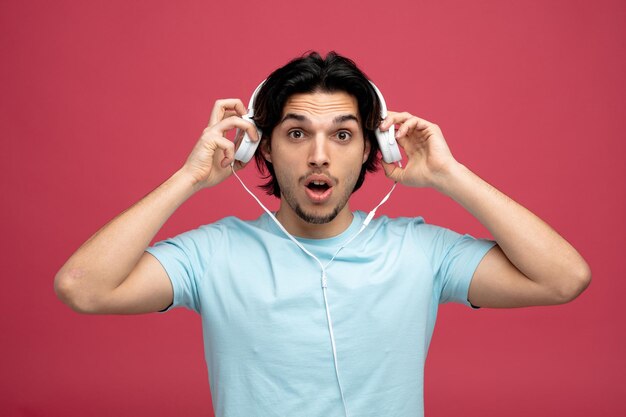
[{"x1": 279, "y1": 113, "x2": 360, "y2": 126}]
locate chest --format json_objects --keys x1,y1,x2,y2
[{"x1": 198, "y1": 236, "x2": 437, "y2": 359}]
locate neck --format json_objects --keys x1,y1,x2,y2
[{"x1": 275, "y1": 204, "x2": 354, "y2": 239}]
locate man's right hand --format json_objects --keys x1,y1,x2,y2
[
  {"x1": 181, "y1": 99, "x2": 259, "y2": 191},
  {"x1": 54, "y1": 98, "x2": 260, "y2": 314}
]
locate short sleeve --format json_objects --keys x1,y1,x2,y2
[
  {"x1": 145, "y1": 226, "x2": 213, "y2": 313},
  {"x1": 415, "y1": 223, "x2": 496, "y2": 307}
]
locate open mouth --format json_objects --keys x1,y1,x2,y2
[
  {"x1": 304, "y1": 176, "x2": 333, "y2": 202},
  {"x1": 306, "y1": 180, "x2": 330, "y2": 193}
]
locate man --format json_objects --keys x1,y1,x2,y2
[{"x1": 55, "y1": 52, "x2": 590, "y2": 417}]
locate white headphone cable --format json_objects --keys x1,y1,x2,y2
[{"x1": 230, "y1": 162, "x2": 399, "y2": 417}]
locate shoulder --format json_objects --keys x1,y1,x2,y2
[
  {"x1": 197, "y1": 214, "x2": 271, "y2": 234},
  {"x1": 369, "y1": 214, "x2": 463, "y2": 238},
  {"x1": 364, "y1": 212, "x2": 428, "y2": 235},
  {"x1": 362, "y1": 213, "x2": 471, "y2": 255},
  {"x1": 153, "y1": 214, "x2": 270, "y2": 249}
]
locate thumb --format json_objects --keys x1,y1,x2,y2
[{"x1": 382, "y1": 161, "x2": 403, "y2": 182}]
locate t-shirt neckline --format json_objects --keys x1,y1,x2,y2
[{"x1": 262, "y1": 210, "x2": 365, "y2": 248}]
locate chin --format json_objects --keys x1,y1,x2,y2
[{"x1": 294, "y1": 205, "x2": 341, "y2": 225}]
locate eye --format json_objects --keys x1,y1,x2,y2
[
  {"x1": 288, "y1": 129, "x2": 305, "y2": 140},
  {"x1": 336, "y1": 130, "x2": 352, "y2": 141}
]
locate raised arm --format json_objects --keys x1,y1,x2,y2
[
  {"x1": 380, "y1": 112, "x2": 591, "y2": 308},
  {"x1": 54, "y1": 99, "x2": 258, "y2": 314}
]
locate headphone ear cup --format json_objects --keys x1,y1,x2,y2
[
  {"x1": 369, "y1": 81, "x2": 401, "y2": 163},
  {"x1": 234, "y1": 80, "x2": 267, "y2": 163},
  {"x1": 376, "y1": 124, "x2": 401, "y2": 163},
  {"x1": 234, "y1": 115, "x2": 262, "y2": 163}
]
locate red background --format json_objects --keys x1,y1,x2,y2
[{"x1": 2, "y1": 0, "x2": 624, "y2": 416}]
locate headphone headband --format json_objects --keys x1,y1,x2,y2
[{"x1": 234, "y1": 79, "x2": 401, "y2": 163}]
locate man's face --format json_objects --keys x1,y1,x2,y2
[{"x1": 262, "y1": 90, "x2": 370, "y2": 234}]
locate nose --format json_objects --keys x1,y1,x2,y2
[{"x1": 307, "y1": 134, "x2": 330, "y2": 168}]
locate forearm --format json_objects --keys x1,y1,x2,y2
[
  {"x1": 434, "y1": 163, "x2": 591, "y2": 300},
  {"x1": 55, "y1": 168, "x2": 198, "y2": 303}
]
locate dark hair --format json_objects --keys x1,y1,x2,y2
[{"x1": 253, "y1": 51, "x2": 381, "y2": 197}]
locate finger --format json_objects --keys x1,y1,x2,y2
[
  {"x1": 380, "y1": 111, "x2": 413, "y2": 131},
  {"x1": 231, "y1": 159, "x2": 247, "y2": 171},
  {"x1": 221, "y1": 111, "x2": 241, "y2": 138},
  {"x1": 233, "y1": 128, "x2": 244, "y2": 146},
  {"x1": 379, "y1": 112, "x2": 396, "y2": 131},
  {"x1": 211, "y1": 135, "x2": 235, "y2": 156},
  {"x1": 232, "y1": 126, "x2": 253, "y2": 149},
  {"x1": 411, "y1": 116, "x2": 436, "y2": 131},
  {"x1": 381, "y1": 111, "x2": 438, "y2": 133},
  {"x1": 378, "y1": 112, "x2": 393, "y2": 131},
  {"x1": 208, "y1": 98, "x2": 247, "y2": 126},
  {"x1": 213, "y1": 116, "x2": 259, "y2": 142},
  {"x1": 394, "y1": 134, "x2": 413, "y2": 149},
  {"x1": 210, "y1": 136, "x2": 236, "y2": 168},
  {"x1": 220, "y1": 147, "x2": 253, "y2": 170},
  {"x1": 222, "y1": 109, "x2": 239, "y2": 119},
  {"x1": 395, "y1": 117, "x2": 420, "y2": 139},
  {"x1": 381, "y1": 160, "x2": 403, "y2": 182}
]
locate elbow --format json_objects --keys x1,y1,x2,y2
[
  {"x1": 54, "y1": 269, "x2": 101, "y2": 314},
  {"x1": 553, "y1": 262, "x2": 592, "y2": 304}
]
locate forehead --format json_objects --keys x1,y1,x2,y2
[{"x1": 282, "y1": 91, "x2": 358, "y2": 119}]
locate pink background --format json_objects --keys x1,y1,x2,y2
[{"x1": 2, "y1": 0, "x2": 624, "y2": 416}]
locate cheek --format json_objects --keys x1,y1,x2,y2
[
  {"x1": 272, "y1": 160, "x2": 295, "y2": 187},
  {"x1": 341, "y1": 142, "x2": 369, "y2": 166}
]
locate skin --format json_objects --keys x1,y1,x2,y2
[
  {"x1": 378, "y1": 112, "x2": 591, "y2": 307},
  {"x1": 262, "y1": 91, "x2": 370, "y2": 239},
  {"x1": 54, "y1": 92, "x2": 591, "y2": 315}
]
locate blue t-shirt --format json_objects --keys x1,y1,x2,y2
[{"x1": 146, "y1": 211, "x2": 495, "y2": 417}]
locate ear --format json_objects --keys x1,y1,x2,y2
[
  {"x1": 362, "y1": 137, "x2": 371, "y2": 164},
  {"x1": 260, "y1": 136, "x2": 272, "y2": 163}
]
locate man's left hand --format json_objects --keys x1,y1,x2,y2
[{"x1": 380, "y1": 112, "x2": 459, "y2": 190}]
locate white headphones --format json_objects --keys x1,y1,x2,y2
[{"x1": 234, "y1": 80, "x2": 402, "y2": 164}]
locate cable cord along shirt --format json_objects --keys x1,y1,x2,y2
[{"x1": 146, "y1": 211, "x2": 496, "y2": 417}]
